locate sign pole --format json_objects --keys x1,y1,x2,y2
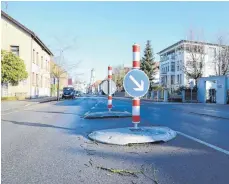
[
  {"x1": 132, "y1": 44, "x2": 141, "y2": 129},
  {"x1": 108, "y1": 66, "x2": 112, "y2": 111},
  {"x1": 123, "y1": 43, "x2": 149, "y2": 130}
]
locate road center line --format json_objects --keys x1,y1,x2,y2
[{"x1": 177, "y1": 131, "x2": 229, "y2": 156}]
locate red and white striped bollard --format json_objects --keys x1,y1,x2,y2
[
  {"x1": 108, "y1": 66, "x2": 112, "y2": 111},
  {"x1": 132, "y1": 44, "x2": 140, "y2": 128}
]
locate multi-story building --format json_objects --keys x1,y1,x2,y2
[
  {"x1": 1, "y1": 11, "x2": 53, "y2": 98},
  {"x1": 157, "y1": 40, "x2": 228, "y2": 92}
]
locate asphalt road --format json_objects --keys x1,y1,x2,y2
[{"x1": 2, "y1": 96, "x2": 229, "y2": 184}]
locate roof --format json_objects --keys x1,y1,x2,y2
[
  {"x1": 157, "y1": 39, "x2": 229, "y2": 55},
  {"x1": 1, "y1": 10, "x2": 53, "y2": 56}
]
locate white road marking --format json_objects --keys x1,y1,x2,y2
[{"x1": 177, "y1": 131, "x2": 229, "y2": 156}]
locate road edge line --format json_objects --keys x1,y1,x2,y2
[{"x1": 177, "y1": 131, "x2": 229, "y2": 156}]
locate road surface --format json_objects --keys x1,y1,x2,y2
[{"x1": 2, "y1": 96, "x2": 229, "y2": 184}]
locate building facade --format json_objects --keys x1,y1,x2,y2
[
  {"x1": 1, "y1": 11, "x2": 53, "y2": 98},
  {"x1": 157, "y1": 40, "x2": 228, "y2": 92}
]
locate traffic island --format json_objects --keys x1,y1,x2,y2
[
  {"x1": 88, "y1": 126, "x2": 177, "y2": 145},
  {"x1": 84, "y1": 111, "x2": 132, "y2": 119}
]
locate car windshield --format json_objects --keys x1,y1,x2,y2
[{"x1": 63, "y1": 87, "x2": 74, "y2": 92}]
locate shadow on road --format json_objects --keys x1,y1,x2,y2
[
  {"x1": 59, "y1": 135, "x2": 229, "y2": 184},
  {"x1": 24, "y1": 110, "x2": 81, "y2": 116},
  {"x1": 2, "y1": 119, "x2": 75, "y2": 131}
]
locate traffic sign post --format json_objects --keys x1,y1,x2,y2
[
  {"x1": 108, "y1": 66, "x2": 112, "y2": 111},
  {"x1": 123, "y1": 44, "x2": 149, "y2": 129}
]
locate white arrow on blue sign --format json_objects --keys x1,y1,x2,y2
[{"x1": 123, "y1": 69, "x2": 150, "y2": 98}]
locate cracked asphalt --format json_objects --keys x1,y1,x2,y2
[{"x1": 2, "y1": 96, "x2": 229, "y2": 184}]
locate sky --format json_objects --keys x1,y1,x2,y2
[{"x1": 1, "y1": 1, "x2": 229, "y2": 83}]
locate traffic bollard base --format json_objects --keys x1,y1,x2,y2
[
  {"x1": 84, "y1": 111, "x2": 132, "y2": 119},
  {"x1": 88, "y1": 126, "x2": 177, "y2": 145}
]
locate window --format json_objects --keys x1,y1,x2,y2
[
  {"x1": 171, "y1": 62, "x2": 175, "y2": 72},
  {"x1": 36, "y1": 52, "x2": 39, "y2": 66},
  {"x1": 36, "y1": 74, "x2": 39, "y2": 86},
  {"x1": 47, "y1": 78, "x2": 49, "y2": 88},
  {"x1": 23, "y1": 79, "x2": 27, "y2": 86},
  {"x1": 33, "y1": 50, "x2": 35, "y2": 63},
  {"x1": 171, "y1": 75, "x2": 175, "y2": 85},
  {"x1": 41, "y1": 76, "x2": 43, "y2": 87},
  {"x1": 32, "y1": 72, "x2": 35, "y2": 85},
  {"x1": 47, "y1": 61, "x2": 49, "y2": 71},
  {"x1": 180, "y1": 60, "x2": 183, "y2": 70},
  {"x1": 45, "y1": 77, "x2": 47, "y2": 88},
  {"x1": 177, "y1": 75, "x2": 180, "y2": 84},
  {"x1": 46, "y1": 60, "x2": 48, "y2": 70},
  {"x1": 180, "y1": 74, "x2": 182, "y2": 84},
  {"x1": 10, "y1": 46, "x2": 19, "y2": 56},
  {"x1": 41, "y1": 56, "x2": 43, "y2": 68}
]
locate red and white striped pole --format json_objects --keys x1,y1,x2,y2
[
  {"x1": 108, "y1": 66, "x2": 112, "y2": 111},
  {"x1": 132, "y1": 44, "x2": 141, "y2": 128}
]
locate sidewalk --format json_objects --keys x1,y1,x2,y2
[
  {"x1": 1, "y1": 96, "x2": 57, "y2": 112},
  {"x1": 113, "y1": 96, "x2": 183, "y2": 103},
  {"x1": 113, "y1": 96, "x2": 229, "y2": 119}
]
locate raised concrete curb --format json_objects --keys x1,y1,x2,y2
[
  {"x1": 88, "y1": 126, "x2": 177, "y2": 145},
  {"x1": 84, "y1": 111, "x2": 132, "y2": 119}
]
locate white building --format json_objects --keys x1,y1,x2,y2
[
  {"x1": 1, "y1": 11, "x2": 53, "y2": 98},
  {"x1": 157, "y1": 40, "x2": 228, "y2": 92}
]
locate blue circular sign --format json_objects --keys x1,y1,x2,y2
[{"x1": 123, "y1": 69, "x2": 150, "y2": 98}]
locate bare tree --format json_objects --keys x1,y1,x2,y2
[
  {"x1": 112, "y1": 65, "x2": 126, "y2": 92},
  {"x1": 182, "y1": 30, "x2": 206, "y2": 86},
  {"x1": 51, "y1": 54, "x2": 82, "y2": 101},
  {"x1": 50, "y1": 36, "x2": 82, "y2": 100},
  {"x1": 214, "y1": 35, "x2": 229, "y2": 76}
]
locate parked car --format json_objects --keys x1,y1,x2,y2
[
  {"x1": 74, "y1": 90, "x2": 81, "y2": 98},
  {"x1": 62, "y1": 87, "x2": 75, "y2": 99}
]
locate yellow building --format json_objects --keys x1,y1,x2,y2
[{"x1": 1, "y1": 10, "x2": 53, "y2": 98}]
